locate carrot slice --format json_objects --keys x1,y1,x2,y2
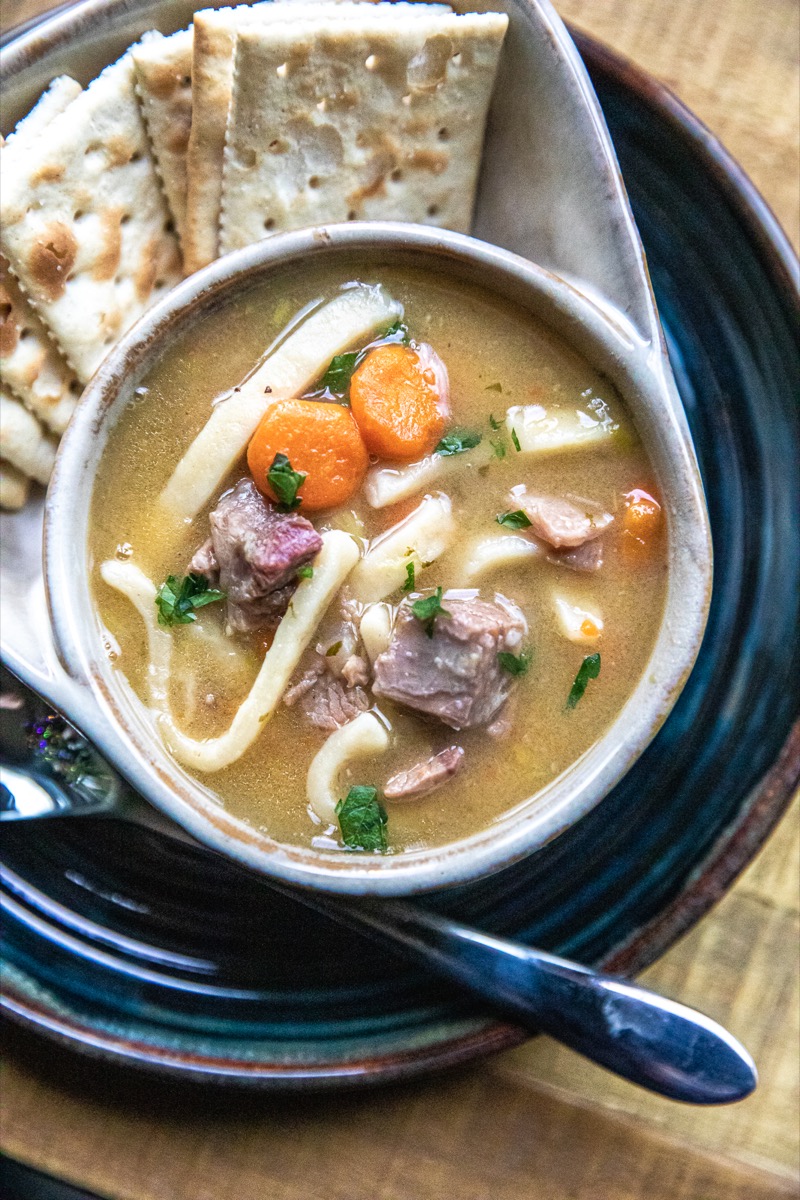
[
  {"x1": 349, "y1": 343, "x2": 449, "y2": 460},
  {"x1": 247, "y1": 398, "x2": 369, "y2": 511},
  {"x1": 621, "y1": 488, "x2": 662, "y2": 560}
]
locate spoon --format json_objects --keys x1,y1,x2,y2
[{"x1": 0, "y1": 675, "x2": 756, "y2": 1105}]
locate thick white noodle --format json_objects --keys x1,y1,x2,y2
[
  {"x1": 364, "y1": 440, "x2": 491, "y2": 508},
  {"x1": 460, "y1": 533, "x2": 539, "y2": 582},
  {"x1": 359, "y1": 602, "x2": 394, "y2": 662},
  {"x1": 348, "y1": 492, "x2": 454, "y2": 603},
  {"x1": 100, "y1": 529, "x2": 359, "y2": 771},
  {"x1": 306, "y1": 711, "x2": 390, "y2": 823},
  {"x1": 159, "y1": 285, "x2": 402, "y2": 522},
  {"x1": 505, "y1": 404, "x2": 616, "y2": 455}
]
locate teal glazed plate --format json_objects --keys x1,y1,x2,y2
[{"x1": 1, "y1": 31, "x2": 798, "y2": 1085}]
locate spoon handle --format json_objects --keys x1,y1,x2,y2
[{"x1": 291, "y1": 893, "x2": 756, "y2": 1105}]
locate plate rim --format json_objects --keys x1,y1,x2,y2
[{"x1": 1, "y1": 19, "x2": 798, "y2": 1087}]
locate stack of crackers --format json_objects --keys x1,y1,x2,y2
[{"x1": 0, "y1": 0, "x2": 507, "y2": 510}]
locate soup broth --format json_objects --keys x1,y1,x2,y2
[{"x1": 91, "y1": 262, "x2": 667, "y2": 853}]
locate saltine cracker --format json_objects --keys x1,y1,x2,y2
[
  {"x1": 0, "y1": 54, "x2": 181, "y2": 382},
  {"x1": 220, "y1": 12, "x2": 507, "y2": 250}
]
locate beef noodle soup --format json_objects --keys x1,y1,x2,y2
[{"x1": 91, "y1": 262, "x2": 667, "y2": 854}]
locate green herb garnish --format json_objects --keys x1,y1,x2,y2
[
  {"x1": 411, "y1": 586, "x2": 450, "y2": 637},
  {"x1": 435, "y1": 430, "x2": 482, "y2": 456},
  {"x1": 336, "y1": 786, "x2": 388, "y2": 852},
  {"x1": 155, "y1": 573, "x2": 225, "y2": 627},
  {"x1": 489, "y1": 412, "x2": 503, "y2": 428},
  {"x1": 267, "y1": 452, "x2": 306, "y2": 511},
  {"x1": 511, "y1": 427, "x2": 522, "y2": 453},
  {"x1": 325, "y1": 640, "x2": 343, "y2": 657},
  {"x1": 381, "y1": 319, "x2": 411, "y2": 345},
  {"x1": 297, "y1": 565, "x2": 314, "y2": 579},
  {"x1": 498, "y1": 649, "x2": 531, "y2": 676},
  {"x1": 402, "y1": 561, "x2": 416, "y2": 593},
  {"x1": 496, "y1": 509, "x2": 532, "y2": 530},
  {"x1": 317, "y1": 350, "x2": 360, "y2": 396},
  {"x1": 486, "y1": 383, "x2": 503, "y2": 394},
  {"x1": 566, "y1": 653, "x2": 601, "y2": 709},
  {"x1": 491, "y1": 438, "x2": 506, "y2": 460}
]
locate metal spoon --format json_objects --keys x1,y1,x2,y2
[{"x1": 0, "y1": 680, "x2": 756, "y2": 1105}]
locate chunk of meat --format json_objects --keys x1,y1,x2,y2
[
  {"x1": 548, "y1": 538, "x2": 604, "y2": 573},
  {"x1": 191, "y1": 478, "x2": 323, "y2": 632},
  {"x1": 188, "y1": 537, "x2": 218, "y2": 578},
  {"x1": 509, "y1": 486, "x2": 613, "y2": 549},
  {"x1": 373, "y1": 596, "x2": 527, "y2": 730},
  {"x1": 285, "y1": 662, "x2": 370, "y2": 731},
  {"x1": 384, "y1": 745, "x2": 465, "y2": 800}
]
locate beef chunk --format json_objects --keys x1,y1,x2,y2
[
  {"x1": 373, "y1": 596, "x2": 526, "y2": 729},
  {"x1": 548, "y1": 538, "x2": 604, "y2": 573},
  {"x1": 193, "y1": 479, "x2": 322, "y2": 632},
  {"x1": 284, "y1": 659, "x2": 370, "y2": 731},
  {"x1": 509, "y1": 486, "x2": 612, "y2": 549},
  {"x1": 384, "y1": 745, "x2": 465, "y2": 800}
]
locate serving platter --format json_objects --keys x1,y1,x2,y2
[{"x1": 0, "y1": 12, "x2": 798, "y2": 1085}]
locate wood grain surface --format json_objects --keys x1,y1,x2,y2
[{"x1": 1, "y1": 0, "x2": 798, "y2": 1196}]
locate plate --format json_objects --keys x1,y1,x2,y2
[{"x1": 1, "y1": 28, "x2": 798, "y2": 1088}]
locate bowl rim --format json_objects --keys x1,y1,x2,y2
[{"x1": 45, "y1": 221, "x2": 712, "y2": 895}]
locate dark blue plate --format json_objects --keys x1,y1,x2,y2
[{"x1": 1, "y1": 34, "x2": 798, "y2": 1087}]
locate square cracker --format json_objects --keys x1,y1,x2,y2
[
  {"x1": 184, "y1": 2, "x2": 451, "y2": 274},
  {"x1": 133, "y1": 29, "x2": 194, "y2": 253},
  {"x1": 220, "y1": 12, "x2": 507, "y2": 251},
  {"x1": 184, "y1": 2, "x2": 274, "y2": 274},
  {"x1": 0, "y1": 54, "x2": 181, "y2": 382},
  {"x1": 1, "y1": 76, "x2": 82, "y2": 433}
]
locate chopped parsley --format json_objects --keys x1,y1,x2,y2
[
  {"x1": 498, "y1": 649, "x2": 531, "y2": 676},
  {"x1": 402, "y1": 561, "x2": 416, "y2": 593},
  {"x1": 489, "y1": 412, "x2": 503, "y2": 429},
  {"x1": 496, "y1": 509, "x2": 532, "y2": 530},
  {"x1": 267, "y1": 452, "x2": 306, "y2": 511},
  {"x1": 155, "y1": 573, "x2": 225, "y2": 627},
  {"x1": 336, "y1": 786, "x2": 388, "y2": 852},
  {"x1": 316, "y1": 350, "x2": 360, "y2": 396},
  {"x1": 435, "y1": 429, "x2": 482, "y2": 456},
  {"x1": 491, "y1": 438, "x2": 506, "y2": 460},
  {"x1": 381, "y1": 319, "x2": 411, "y2": 345},
  {"x1": 566, "y1": 653, "x2": 601, "y2": 709},
  {"x1": 297, "y1": 565, "x2": 314, "y2": 579},
  {"x1": 411, "y1": 586, "x2": 450, "y2": 637},
  {"x1": 511, "y1": 427, "x2": 522, "y2": 453},
  {"x1": 325, "y1": 640, "x2": 343, "y2": 657}
]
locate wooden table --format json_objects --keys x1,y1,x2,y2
[{"x1": 1, "y1": 0, "x2": 798, "y2": 1196}]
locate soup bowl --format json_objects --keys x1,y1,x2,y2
[{"x1": 44, "y1": 222, "x2": 712, "y2": 895}]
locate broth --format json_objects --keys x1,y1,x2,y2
[{"x1": 91, "y1": 262, "x2": 668, "y2": 853}]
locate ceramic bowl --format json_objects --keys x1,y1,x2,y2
[{"x1": 43, "y1": 222, "x2": 712, "y2": 894}]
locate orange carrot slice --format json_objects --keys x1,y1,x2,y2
[
  {"x1": 247, "y1": 398, "x2": 369, "y2": 511},
  {"x1": 349, "y1": 343, "x2": 449, "y2": 461},
  {"x1": 621, "y1": 488, "x2": 663, "y2": 560}
]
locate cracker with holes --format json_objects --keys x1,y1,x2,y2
[
  {"x1": 133, "y1": 29, "x2": 194, "y2": 254},
  {"x1": 0, "y1": 256, "x2": 79, "y2": 433},
  {"x1": 1, "y1": 77, "x2": 83, "y2": 432},
  {"x1": 185, "y1": 1, "x2": 274, "y2": 273},
  {"x1": 220, "y1": 11, "x2": 507, "y2": 252},
  {"x1": 185, "y1": 2, "x2": 451, "y2": 273},
  {"x1": 0, "y1": 54, "x2": 181, "y2": 382}
]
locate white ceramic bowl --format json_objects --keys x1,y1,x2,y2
[{"x1": 44, "y1": 223, "x2": 712, "y2": 894}]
